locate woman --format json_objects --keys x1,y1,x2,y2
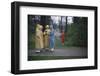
[
  {"x1": 49, "y1": 26, "x2": 55, "y2": 51},
  {"x1": 61, "y1": 30, "x2": 65, "y2": 45},
  {"x1": 35, "y1": 24, "x2": 44, "y2": 52},
  {"x1": 44, "y1": 25, "x2": 50, "y2": 50}
]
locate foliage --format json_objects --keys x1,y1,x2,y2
[{"x1": 65, "y1": 17, "x2": 87, "y2": 47}]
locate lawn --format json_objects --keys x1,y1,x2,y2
[{"x1": 28, "y1": 56, "x2": 87, "y2": 61}]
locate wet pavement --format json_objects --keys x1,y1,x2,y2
[{"x1": 28, "y1": 47, "x2": 87, "y2": 57}]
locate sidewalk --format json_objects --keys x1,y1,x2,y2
[{"x1": 28, "y1": 47, "x2": 87, "y2": 57}]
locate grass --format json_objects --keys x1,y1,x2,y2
[{"x1": 28, "y1": 56, "x2": 87, "y2": 61}]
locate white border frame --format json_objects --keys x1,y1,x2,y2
[{"x1": 20, "y1": 6, "x2": 95, "y2": 70}]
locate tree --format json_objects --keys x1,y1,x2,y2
[
  {"x1": 66, "y1": 17, "x2": 87, "y2": 47},
  {"x1": 40, "y1": 16, "x2": 51, "y2": 31},
  {"x1": 65, "y1": 16, "x2": 68, "y2": 40}
]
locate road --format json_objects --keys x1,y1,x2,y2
[{"x1": 28, "y1": 47, "x2": 87, "y2": 58}]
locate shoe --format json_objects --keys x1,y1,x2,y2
[
  {"x1": 35, "y1": 50, "x2": 40, "y2": 53},
  {"x1": 50, "y1": 48, "x2": 54, "y2": 52}
]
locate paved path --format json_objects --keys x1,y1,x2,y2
[{"x1": 28, "y1": 47, "x2": 87, "y2": 57}]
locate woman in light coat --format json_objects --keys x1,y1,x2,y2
[
  {"x1": 43, "y1": 25, "x2": 50, "y2": 50},
  {"x1": 35, "y1": 24, "x2": 44, "y2": 52}
]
